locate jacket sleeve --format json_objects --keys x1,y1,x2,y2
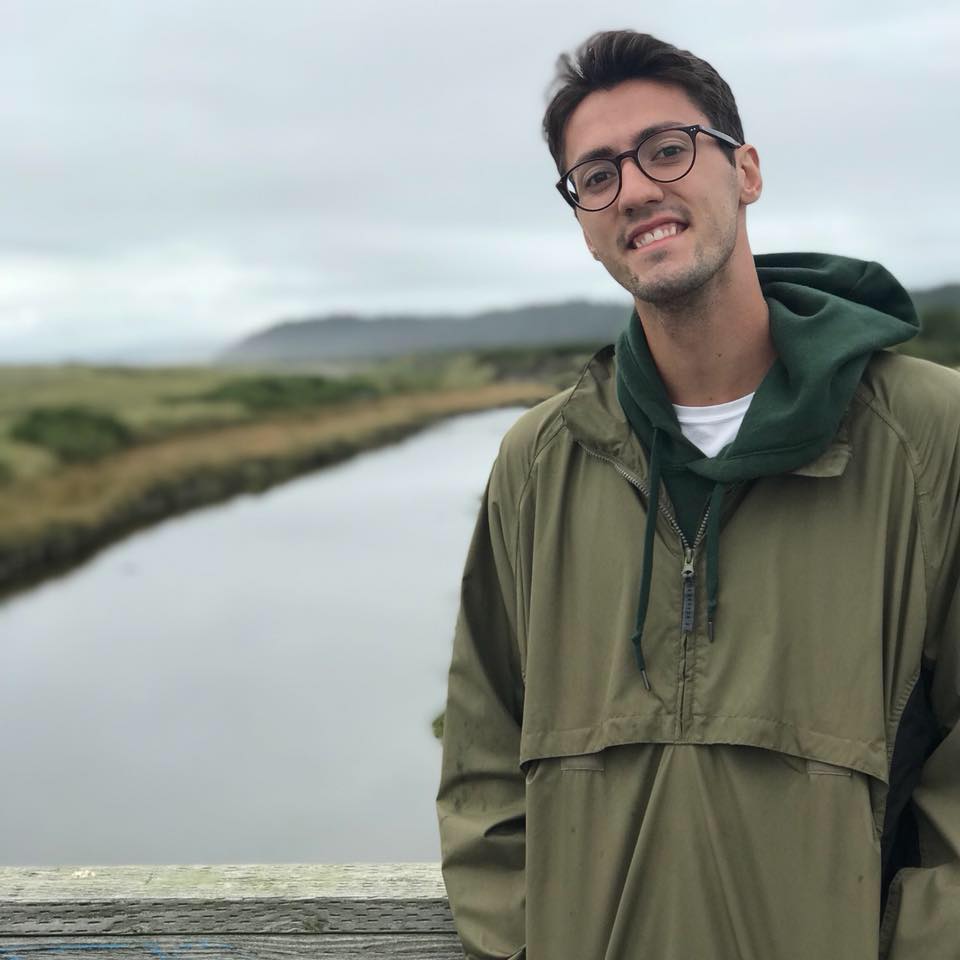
[
  {"x1": 436, "y1": 458, "x2": 527, "y2": 960},
  {"x1": 879, "y1": 415, "x2": 960, "y2": 959}
]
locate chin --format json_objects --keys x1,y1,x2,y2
[
  {"x1": 626, "y1": 245, "x2": 733, "y2": 307},
  {"x1": 626, "y1": 265, "x2": 705, "y2": 306}
]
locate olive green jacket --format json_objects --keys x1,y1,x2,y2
[{"x1": 436, "y1": 347, "x2": 960, "y2": 959}]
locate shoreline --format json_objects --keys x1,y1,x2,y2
[{"x1": 0, "y1": 381, "x2": 551, "y2": 601}]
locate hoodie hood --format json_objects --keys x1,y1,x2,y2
[
  {"x1": 610, "y1": 252, "x2": 919, "y2": 689},
  {"x1": 616, "y1": 252, "x2": 919, "y2": 484}
]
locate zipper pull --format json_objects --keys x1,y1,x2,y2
[{"x1": 680, "y1": 547, "x2": 695, "y2": 635}]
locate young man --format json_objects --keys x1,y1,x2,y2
[{"x1": 436, "y1": 30, "x2": 960, "y2": 960}]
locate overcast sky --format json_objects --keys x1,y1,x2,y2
[{"x1": 1, "y1": 0, "x2": 957, "y2": 361}]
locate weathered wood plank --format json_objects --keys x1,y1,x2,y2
[
  {"x1": 0, "y1": 864, "x2": 462, "y2": 955},
  {"x1": 0, "y1": 933, "x2": 463, "y2": 958},
  {"x1": 0, "y1": 865, "x2": 446, "y2": 901},
  {"x1": 0, "y1": 898, "x2": 455, "y2": 935}
]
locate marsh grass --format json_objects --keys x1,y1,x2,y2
[
  {"x1": 0, "y1": 346, "x2": 600, "y2": 590},
  {"x1": 0, "y1": 365, "x2": 248, "y2": 480},
  {"x1": 194, "y1": 373, "x2": 379, "y2": 411},
  {"x1": 0, "y1": 378, "x2": 552, "y2": 593}
]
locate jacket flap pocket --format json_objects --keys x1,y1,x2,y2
[
  {"x1": 691, "y1": 715, "x2": 888, "y2": 782},
  {"x1": 560, "y1": 752, "x2": 604, "y2": 771},
  {"x1": 806, "y1": 759, "x2": 853, "y2": 776}
]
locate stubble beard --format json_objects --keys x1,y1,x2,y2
[{"x1": 614, "y1": 215, "x2": 739, "y2": 318}]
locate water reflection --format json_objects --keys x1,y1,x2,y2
[{"x1": 0, "y1": 407, "x2": 524, "y2": 865}]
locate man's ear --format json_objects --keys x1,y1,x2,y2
[{"x1": 737, "y1": 144, "x2": 762, "y2": 206}]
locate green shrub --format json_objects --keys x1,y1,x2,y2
[
  {"x1": 895, "y1": 307, "x2": 960, "y2": 367},
  {"x1": 10, "y1": 406, "x2": 133, "y2": 462},
  {"x1": 199, "y1": 375, "x2": 378, "y2": 412},
  {"x1": 919, "y1": 306, "x2": 960, "y2": 342}
]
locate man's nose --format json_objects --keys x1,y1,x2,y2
[{"x1": 616, "y1": 156, "x2": 664, "y2": 213}]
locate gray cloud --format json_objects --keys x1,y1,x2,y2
[{"x1": 1, "y1": 0, "x2": 957, "y2": 360}]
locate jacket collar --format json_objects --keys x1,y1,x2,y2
[
  {"x1": 561, "y1": 345, "x2": 852, "y2": 481},
  {"x1": 561, "y1": 345, "x2": 655, "y2": 487}
]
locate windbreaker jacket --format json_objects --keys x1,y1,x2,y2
[{"x1": 436, "y1": 346, "x2": 960, "y2": 960}]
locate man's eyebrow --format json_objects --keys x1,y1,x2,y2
[{"x1": 568, "y1": 121, "x2": 687, "y2": 170}]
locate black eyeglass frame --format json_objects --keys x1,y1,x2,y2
[{"x1": 556, "y1": 124, "x2": 743, "y2": 212}]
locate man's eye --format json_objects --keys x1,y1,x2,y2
[
  {"x1": 650, "y1": 143, "x2": 689, "y2": 162},
  {"x1": 584, "y1": 169, "x2": 611, "y2": 188}
]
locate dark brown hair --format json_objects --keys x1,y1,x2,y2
[{"x1": 543, "y1": 31, "x2": 744, "y2": 173}]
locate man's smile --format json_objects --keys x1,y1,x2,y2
[{"x1": 624, "y1": 219, "x2": 688, "y2": 252}]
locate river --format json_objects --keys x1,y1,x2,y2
[{"x1": 0, "y1": 406, "x2": 525, "y2": 865}]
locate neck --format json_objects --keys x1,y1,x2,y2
[{"x1": 635, "y1": 248, "x2": 775, "y2": 406}]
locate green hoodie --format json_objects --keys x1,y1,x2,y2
[{"x1": 615, "y1": 253, "x2": 919, "y2": 685}]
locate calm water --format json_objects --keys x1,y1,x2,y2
[{"x1": 0, "y1": 406, "x2": 524, "y2": 865}]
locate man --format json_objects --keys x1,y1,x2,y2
[{"x1": 436, "y1": 30, "x2": 960, "y2": 960}]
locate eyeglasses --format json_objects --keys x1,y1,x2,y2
[{"x1": 556, "y1": 124, "x2": 742, "y2": 212}]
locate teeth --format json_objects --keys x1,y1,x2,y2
[{"x1": 634, "y1": 222, "x2": 682, "y2": 248}]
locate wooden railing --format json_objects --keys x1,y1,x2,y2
[{"x1": 0, "y1": 863, "x2": 462, "y2": 958}]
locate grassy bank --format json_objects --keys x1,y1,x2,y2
[{"x1": 0, "y1": 379, "x2": 553, "y2": 597}]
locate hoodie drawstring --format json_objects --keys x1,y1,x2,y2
[
  {"x1": 705, "y1": 481, "x2": 726, "y2": 643},
  {"x1": 630, "y1": 428, "x2": 661, "y2": 691}
]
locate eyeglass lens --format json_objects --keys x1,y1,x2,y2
[{"x1": 565, "y1": 129, "x2": 696, "y2": 210}]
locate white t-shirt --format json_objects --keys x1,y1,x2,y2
[{"x1": 672, "y1": 392, "x2": 755, "y2": 459}]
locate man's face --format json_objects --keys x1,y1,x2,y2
[{"x1": 561, "y1": 79, "x2": 760, "y2": 307}]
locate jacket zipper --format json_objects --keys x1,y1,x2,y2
[
  {"x1": 580, "y1": 444, "x2": 711, "y2": 730},
  {"x1": 680, "y1": 548, "x2": 696, "y2": 634},
  {"x1": 678, "y1": 516, "x2": 710, "y2": 734}
]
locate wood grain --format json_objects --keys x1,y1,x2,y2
[
  {"x1": 0, "y1": 934, "x2": 463, "y2": 958},
  {"x1": 0, "y1": 864, "x2": 464, "y2": 958}
]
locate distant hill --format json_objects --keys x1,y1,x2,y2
[
  {"x1": 218, "y1": 285, "x2": 960, "y2": 366},
  {"x1": 218, "y1": 300, "x2": 631, "y2": 365},
  {"x1": 910, "y1": 283, "x2": 960, "y2": 311}
]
